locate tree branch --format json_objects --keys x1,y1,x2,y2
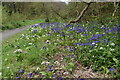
[{"x1": 68, "y1": 2, "x2": 92, "y2": 25}]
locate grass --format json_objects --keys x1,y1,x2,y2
[
  {"x1": 1, "y1": 19, "x2": 46, "y2": 31},
  {"x1": 1, "y1": 21, "x2": 120, "y2": 78}
]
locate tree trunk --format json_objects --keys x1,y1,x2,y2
[{"x1": 68, "y1": 2, "x2": 92, "y2": 25}]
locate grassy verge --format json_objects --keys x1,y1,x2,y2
[
  {"x1": 2, "y1": 21, "x2": 120, "y2": 78},
  {"x1": 1, "y1": 19, "x2": 46, "y2": 31}
]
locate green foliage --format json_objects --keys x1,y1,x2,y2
[
  {"x1": 2, "y1": 20, "x2": 120, "y2": 78},
  {"x1": 1, "y1": 2, "x2": 120, "y2": 79}
]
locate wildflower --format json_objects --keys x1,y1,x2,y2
[
  {"x1": 34, "y1": 24, "x2": 39, "y2": 27},
  {"x1": 62, "y1": 32, "x2": 65, "y2": 37},
  {"x1": 80, "y1": 78, "x2": 85, "y2": 80},
  {"x1": 111, "y1": 43, "x2": 115, "y2": 46},
  {"x1": 69, "y1": 49, "x2": 73, "y2": 52},
  {"x1": 112, "y1": 36, "x2": 116, "y2": 38},
  {"x1": 73, "y1": 43, "x2": 79, "y2": 45},
  {"x1": 87, "y1": 39, "x2": 90, "y2": 42},
  {"x1": 101, "y1": 34, "x2": 105, "y2": 36},
  {"x1": 58, "y1": 76, "x2": 63, "y2": 80},
  {"x1": 68, "y1": 29, "x2": 72, "y2": 31},
  {"x1": 94, "y1": 46, "x2": 97, "y2": 48},
  {"x1": 33, "y1": 35, "x2": 37, "y2": 37},
  {"x1": 82, "y1": 34, "x2": 88, "y2": 36},
  {"x1": 42, "y1": 46, "x2": 46, "y2": 49},
  {"x1": 14, "y1": 49, "x2": 22, "y2": 53},
  {"x1": 66, "y1": 46, "x2": 70, "y2": 49},
  {"x1": 65, "y1": 24, "x2": 70, "y2": 28},
  {"x1": 49, "y1": 65, "x2": 54, "y2": 69},
  {"x1": 109, "y1": 68, "x2": 115, "y2": 71},
  {"x1": 103, "y1": 39, "x2": 108, "y2": 43},
  {"x1": 46, "y1": 40, "x2": 50, "y2": 44},
  {"x1": 51, "y1": 74, "x2": 56, "y2": 78},
  {"x1": 100, "y1": 47, "x2": 103, "y2": 50},
  {"x1": 33, "y1": 29, "x2": 38, "y2": 32},
  {"x1": 48, "y1": 65, "x2": 54, "y2": 71},
  {"x1": 29, "y1": 73, "x2": 33, "y2": 77},
  {"x1": 41, "y1": 61, "x2": 50, "y2": 65},
  {"x1": 19, "y1": 70, "x2": 23, "y2": 73},
  {"x1": 68, "y1": 34, "x2": 71, "y2": 37},
  {"x1": 16, "y1": 77, "x2": 20, "y2": 78},
  {"x1": 66, "y1": 56, "x2": 69, "y2": 58},
  {"x1": 94, "y1": 41, "x2": 99, "y2": 43},
  {"x1": 110, "y1": 48, "x2": 115, "y2": 51},
  {"x1": 92, "y1": 42, "x2": 95, "y2": 45}
]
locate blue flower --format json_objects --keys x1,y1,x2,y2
[
  {"x1": 66, "y1": 46, "x2": 70, "y2": 49},
  {"x1": 34, "y1": 24, "x2": 39, "y2": 27},
  {"x1": 19, "y1": 70, "x2": 23, "y2": 73},
  {"x1": 82, "y1": 34, "x2": 88, "y2": 36},
  {"x1": 20, "y1": 51, "x2": 22, "y2": 53},
  {"x1": 62, "y1": 32, "x2": 65, "y2": 37},
  {"x1": 29, "y1": 73, "x2": 33, "y2": 77},
  {"x1": 109, "y1": 68, "x2": 115, "y2": 71},
  {"x1": 49, "y1": 65, "x2": 54, "y2": 69},
  {"x1": 101, "y1": 34, "x2": 105, "y2": 36},
  {"x1": 58, "y1": 76, "x2": 63, "y2": 80},
  {"x1": 70, "y1": 49, "x2": 73, "y2": 52},
  {"x1": 68, "y1": 34, "x2": 71, "y2": 37},
  {"x1": 93, "y1": 41, "x2": 99, "y2": 43},
  {"x1": 42, "y1": 46, "x2": 46, "y2": 49},
  {"x1": 64, "y1": 24, "x2": 70, "y2": 28},
  {"x1": 87, "y1": 39, "x2": 91, "y2": 42},
  {"x1": 80, "y1": 78, "x2": 85, "y2": 80},
  {"x1": 68, "y1": 29, "x2": 73, "y2": 31},
  {"x1": 51, "y1": 74, "x2": 56, "y2": 78},
  {"x1": 66, "y1": 56, "x2": 69, "y2": 58},
  {"x1": 16, "y1": 76, "x2": 20, "y2": 78},
  {"x1": 33, "y1": 29, "x2": 38, "y2": 32},
  {"x1": 73, "y1": 43, "x2": 79, "y2": 45},
  {"x1": 103, "y1": 39, "x2": 108, "y2": 43},
  {"x1": 48, "y1": 65, "x2": 54, "y2": 71}
]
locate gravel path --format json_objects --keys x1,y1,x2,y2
[{"x1": 0, "y1": 25, "x2": 33, "y2": 42}]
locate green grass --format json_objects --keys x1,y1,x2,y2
[
  {"x1": 2, "y1": 21, "x2": 120, "y2": 78},
  {"x1": 1, "y1": 19, "x2": 46, "y2": 31}
]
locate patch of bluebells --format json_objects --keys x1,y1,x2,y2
[{"x1": 11, "y1": 22, "x2": 120, "y2": 78}]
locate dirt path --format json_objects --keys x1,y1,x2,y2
[{"x1": 0, "y1": 25, "x2": 33, "y2": 42}]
